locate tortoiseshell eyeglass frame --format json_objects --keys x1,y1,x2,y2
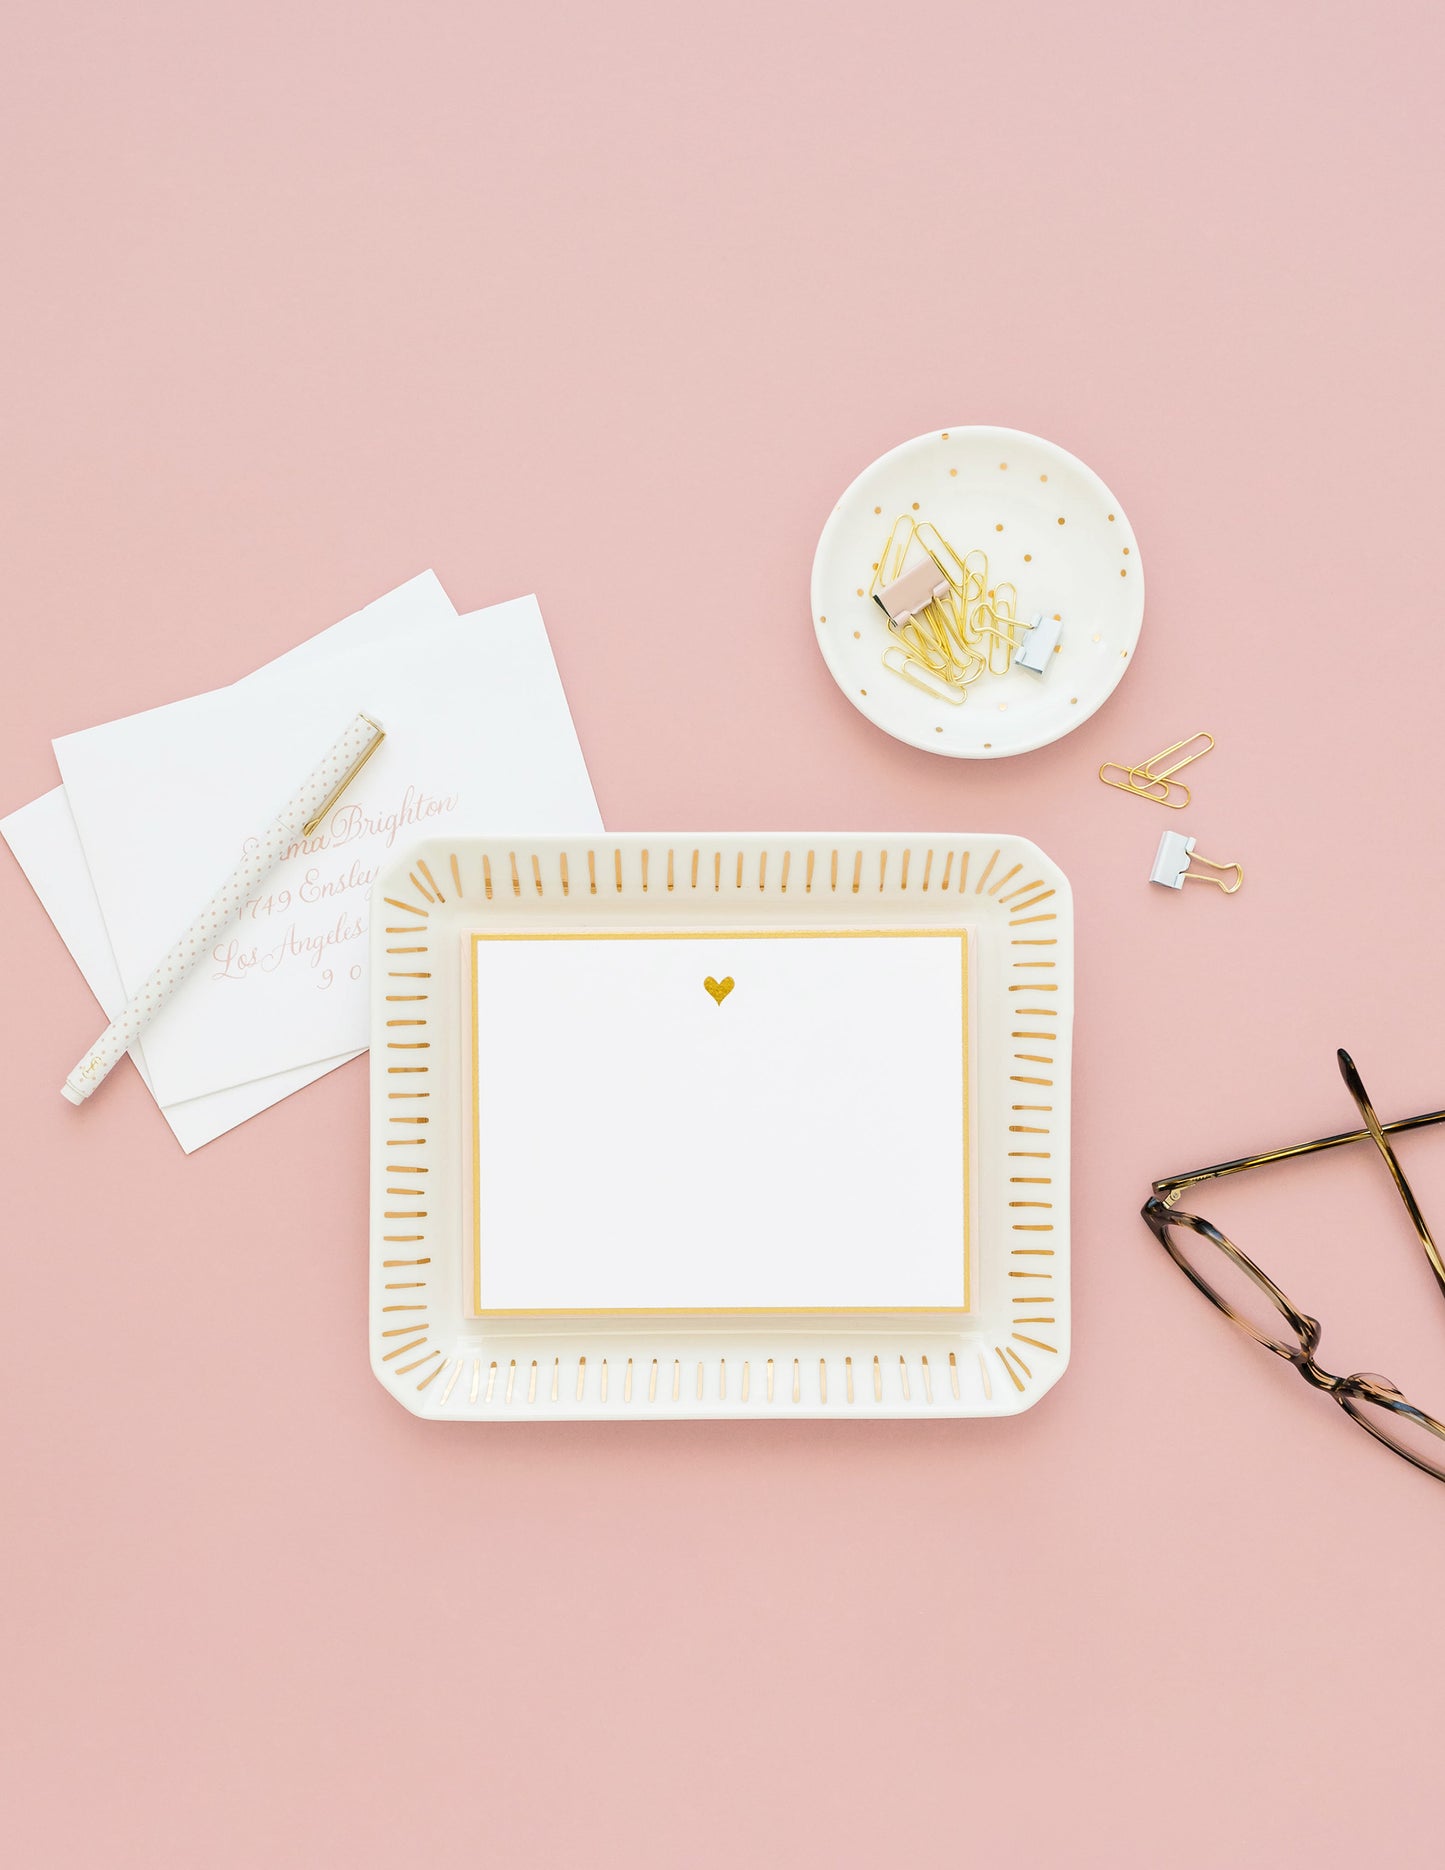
[{"x1": 1141, "y1": 1050, "x2": 1445, "y2": 1483}]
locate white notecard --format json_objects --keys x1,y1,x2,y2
[
  {"x1": 470, "y1": 929, "x2": 973, "y2": 1314},
  {"x1": 55, "y1": 595, "x2": 601, "y2": 1107}
]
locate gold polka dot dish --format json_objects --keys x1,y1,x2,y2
[{"x1": 811, "y1": 425, "x2": 1144, "y2": 757}]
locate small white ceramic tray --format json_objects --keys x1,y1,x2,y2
[
  {"x1": 813, "y1": 425, "x2": 1144, "y2": 758},
  {"x1": 369, "y1": 834, "x2": 1071, "y2": 1420}
]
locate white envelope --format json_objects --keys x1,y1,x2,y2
[
  {"x1": 56, "y1": 594, "x2": 602, "y2": 1108},
  {"x1": 2, "y1": 573, "x2": 459, "y2": 1149},
  {"x1": 3, "y1": 576, "x2": 603, "y2": 1146}
]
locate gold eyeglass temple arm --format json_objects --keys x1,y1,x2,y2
[
  {"x1": 1153, "y1": 1107, "x2": 1445, "y2": 1206},
  {"x1": 1337, "y1": 1051, "x2": 1445, "y2": 1306}
]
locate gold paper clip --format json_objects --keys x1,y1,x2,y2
[
  {"x1": 1150, "y1": 830, "x2": 1243, "y2": 894},
  {"x1": 1100, "y1": 731, "x2": 1215, "y2": 810},
  {"x1": 301, "y1": 712, "x2": 387, "y2": 835},
  {"x1": 882, "y1": 644, "x2": 969, "y2": 704},
  {"x1": 869, "y1": 514, "x2": 918, "y2": 596},
  {"x1": 958, "y1": 548, "x2": 990, "y2": 609},
  {"x1": 1099, "y1": 761, "x2": 1178, "y2": 807},
  {"x1": 882, "y1": 644, "x2": 970, "y2": 703},
  {"x1": 977, "y1": 581, "x2": 1022, "y2": 675},
  {"x1": 913, "y1": 522, "x2": 969, "y2": 595}
]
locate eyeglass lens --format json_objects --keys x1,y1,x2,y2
[{"x1": 1156, "y1": 1214, "x2": 1304, "y2": 1356}]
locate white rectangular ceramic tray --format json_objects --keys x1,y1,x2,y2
[{"x1": 368, "y1": 833, "x2": 1072, "y2": 1420}]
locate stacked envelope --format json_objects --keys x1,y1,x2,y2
[{"x1": 1, "y1": 573, "x2": 601, "y2": 1148}]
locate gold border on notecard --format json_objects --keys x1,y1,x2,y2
[{"x1": 469, "y1": 927, "x2": 974, "y2": 1319}]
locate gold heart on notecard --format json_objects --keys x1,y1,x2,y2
[{"x1": 703, "y1": 975, "x2": 735, "y2": 1006}]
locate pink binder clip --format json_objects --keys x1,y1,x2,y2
[{"x1": 873, "y1": 559, "x2": 953, "y2": 631}]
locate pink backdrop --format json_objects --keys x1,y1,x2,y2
[{"x1": 4, "y1": 3, "x2": 1444, "y2": 1864}]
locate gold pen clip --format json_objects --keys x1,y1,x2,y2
[{"x1": 302, "y1": 713, "x2": 386, "y2": 836}]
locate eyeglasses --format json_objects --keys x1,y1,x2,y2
[{"x1": 1142, "y1": 1049, "x2": 1445, "y2": 1483}]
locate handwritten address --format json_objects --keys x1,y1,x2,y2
[{"x1": 211, "y1": 783, "x2": 459, "y2": 987}]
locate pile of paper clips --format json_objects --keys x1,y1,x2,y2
[{"x1": 868, "y1": 513, "x2": 1056, "y2": 705}]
